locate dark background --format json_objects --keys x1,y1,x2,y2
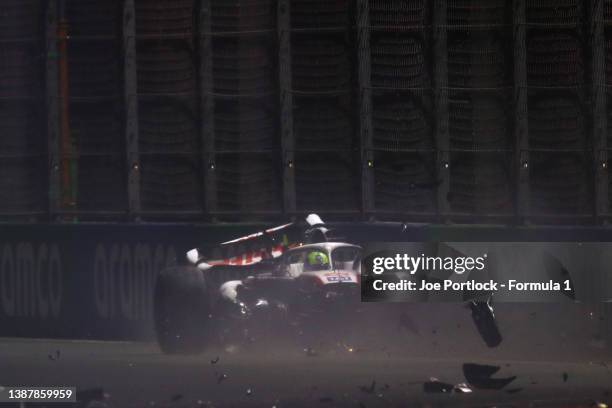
[
  {"x1": 0, "y1": 0, "x2": 611, "y2": 346},
  {"x1": 2, "y1": 0, "x2": 612, "y2": 224},
  {"x1": 2, "y1": 3, "x2": 612, "y2": 406}
]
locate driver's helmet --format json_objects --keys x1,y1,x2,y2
[{"x1": 306, "y1": 250, "x2": 329, "y2": 269}]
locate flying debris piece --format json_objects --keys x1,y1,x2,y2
[
  {"x1": 359, "y1": 381, "x2": 376, "y2": 394},
  {"x1": 541, "y1": 252, "x2": 576, "y2": 300},
  {"x1": 468, "y1": 297, "x2": 502, "y2": 348},
  {"x1": 423, "y1": 378, "x2": 454, "y2": 393},
  {"x1": 217, "y1": 373, "x2": 228, "y2": 384},
  {"x1": 464, "y1": 364, "x2": 498, "y2": 378},
  {"x1": 453, "y1": 383, "x2": 473, "y2": 393},
  {"x1": 562, "y1": 372, "x2": 569, "y2": 382},
  {"x1": 210, "y1": 356, "x2": 220, "y2": 365},
  {"x1": 246, "y1": 388, "x2": 253, "y2": 396},
  {"x1": 339, "y1": 342, "x2": 358, "y2": 353},
  {"x1": 423, "y1": 378, "x2": 473, "y2": 394},
  {"x1": 462, "y1": 363, "x2": 516, "y2": 390}
]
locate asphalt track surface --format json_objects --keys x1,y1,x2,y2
[{"x1": 0, "y1": 337, "x2": 611, "y2": 408}]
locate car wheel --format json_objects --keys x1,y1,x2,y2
[{"x1": 154, "y1": 266, "x2": 212, "y2": 354}]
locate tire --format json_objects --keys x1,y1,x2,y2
[{"x1": 153, "y1": 265, "x2": 212, "y2": 354}]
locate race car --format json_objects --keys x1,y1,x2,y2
[
  {"x1": 153, "y1": 215, "x2": 363, "y2": 354},
  {"x1": 153, "y1": 214, "x2": 503, "y2": 354}
]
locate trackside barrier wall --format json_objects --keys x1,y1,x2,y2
[{"x1": 0, "y1": 223, "x2": 612, "y2": 341}]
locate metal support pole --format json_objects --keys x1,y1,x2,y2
[
  {"x1": 592, "y1": 0, "x2": 609, "y2": 222},
  {"x1": 46, "y1": 0, "x2": 61, "y2": 219},
  {"x1": 123, "y1": 0, "x2": 141, "y2": 220},
  {"x1": 433, "y1": 0, "x2": 450, "y2": 220},
  {"x1": 513, "y1": 0, "x2": 529, "y2": 222},
  {"x1": 357, "y1": 0, "x2": 374, "y2": 219},
  {"x1": 57, "y1": 1, "x2": 75, "y2": 214},
  {"x1": 199, "y1": 0, "x2": 217, "y2": 219},
  {"x1": 278, "y1": 0, "x2": 296, "y2": 216}
]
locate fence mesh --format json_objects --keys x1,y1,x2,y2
[
  {"x1": 0, "y1": 0, "x2": 611, "y2": 223},
  {"x1": 0, "y1": 0, "x2": 46, "y2": 220}
]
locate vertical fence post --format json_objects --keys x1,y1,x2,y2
[
  {"x1": 278, "y1": 0, "x2": 296, "y2": 217},
  {"x1": 514, "y1": 0, "x2": 529, "y2": 223},
  {"x1": 123, "y1": 0, "x2": 140, "y2": 220},
  {"x1": 592, "y1": 0, "x2": 610, "y2": 341},
  {"x1": 357, "y1": 0, "x2": 374, "y2": 219},
  {"x1": 433, "y1": 0, "x2": 450, "y2": 221},
  {"x1": 199, "y1": 0, "x2": 217, "y2": 220},
  {"x1": 46, "y1": 0, "x2": 61, "y2": 219},
  {"x1": 592, "y1": 0, "x2": 609, "y2": 223}
]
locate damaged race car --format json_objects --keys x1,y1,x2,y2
[
  {"x1": 153, "y1": 214, "x2": 503, "y2": 354},
  {"x1": 153, "y1": 214, "x2": 363, "y2": 354}
]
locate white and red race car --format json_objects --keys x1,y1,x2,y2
[
  {"x1": 153, "y1": 215, "x2": 363, "y2": 354},
  {"x1": 153, "y1": 214, "x2": 503, "y2": 354}
]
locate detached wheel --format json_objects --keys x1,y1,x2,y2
[{"x1": 154, "y1": 266, "x2": 211, "y2": 354}]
